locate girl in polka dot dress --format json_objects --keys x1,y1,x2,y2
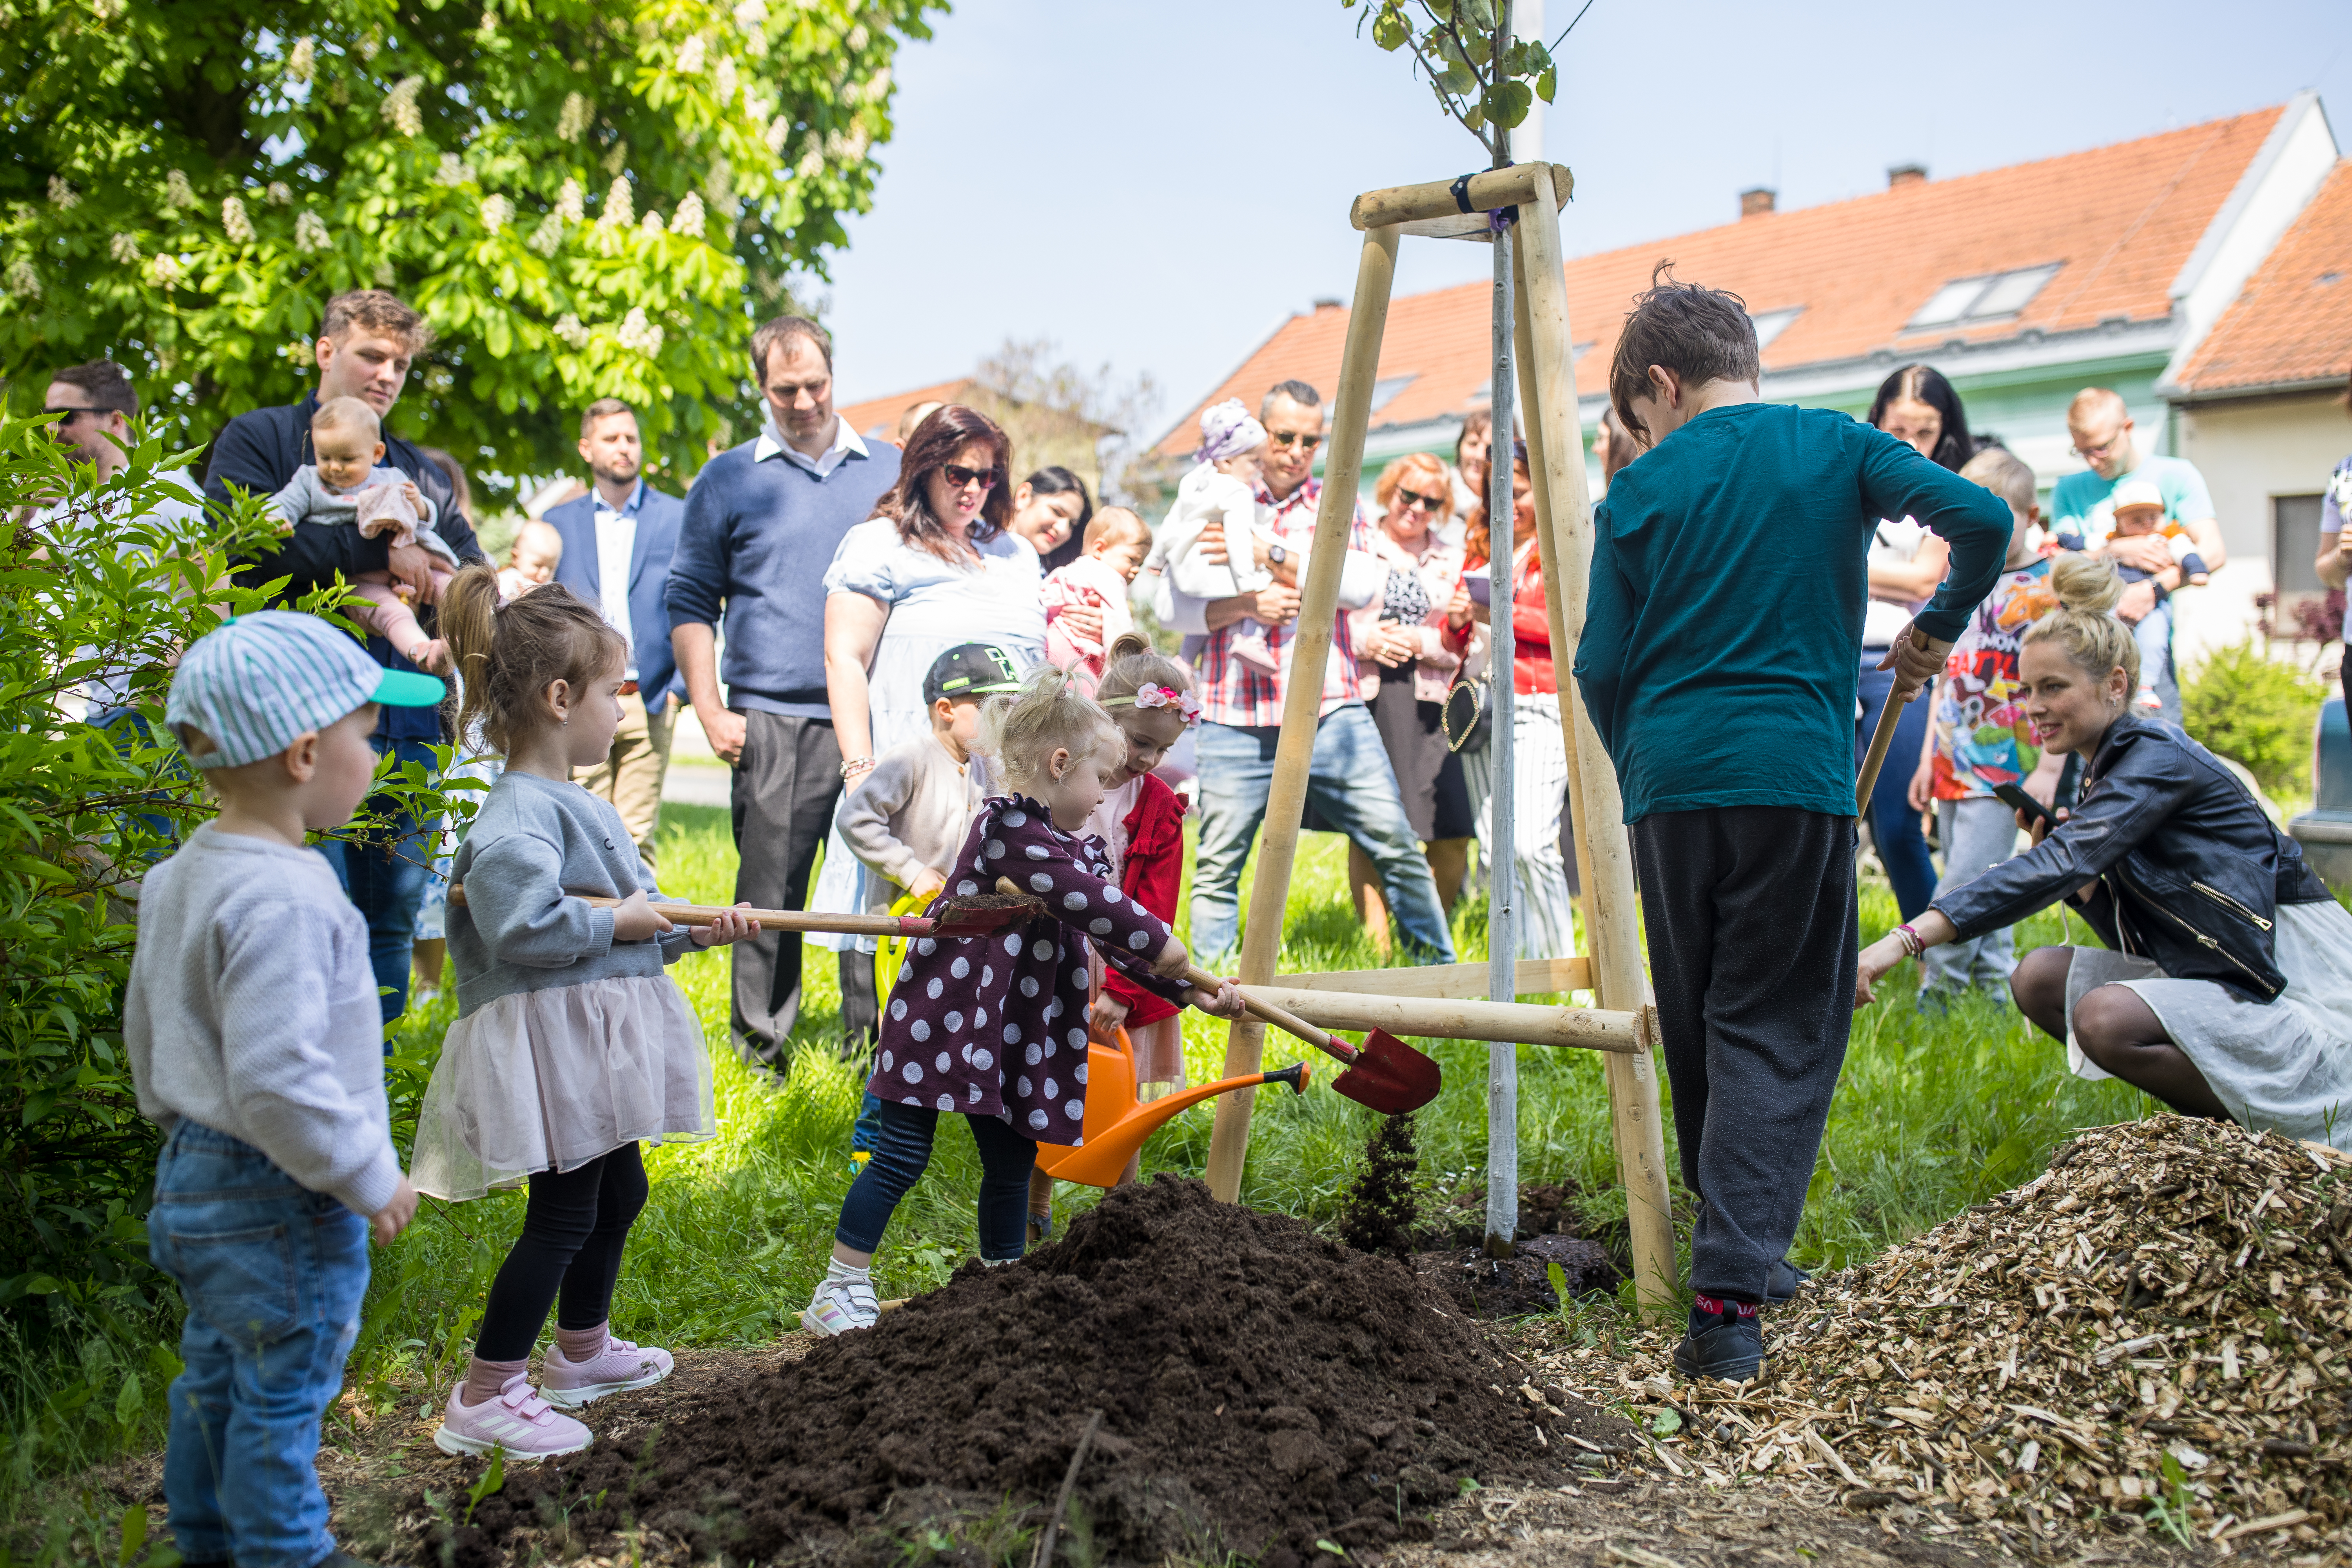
[{"x1": 802, "y1": 668, "x2": 1244, "y2": 1336}]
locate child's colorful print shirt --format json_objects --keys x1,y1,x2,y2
[{"x1": 1931, "y1": 559, "x2": 2056, "y2": 801}]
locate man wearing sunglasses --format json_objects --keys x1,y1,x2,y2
[
  {"x1": 203, "y1": 289, "x2": 491, "y2": 1025},
  {"x1": 1164, "y1": 379, "x2": 1457, "y2": 966}
]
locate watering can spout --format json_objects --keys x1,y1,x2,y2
[{"x1": 1033, "y1": 1039, "x2": 1310, "y2": 1189}]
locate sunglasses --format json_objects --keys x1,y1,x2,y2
[
  {"x1": 940, "y1": 463, "x2": 1003, "y2": 491},
  {"x1": 1268, "y1": 430, "x2": 1322, "y2": 450},
  {"x1": 1396, "y1": 487, "x2": 1446, "y2": 513}
]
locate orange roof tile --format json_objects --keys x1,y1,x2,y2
[
  {"x1": 837, "y1": 377, "x2": 973, "y2": 442},
  {"x1": 2173, "y1": 158, "x2": 2352, "y2": 394},
  {"x1": 1161, "y1": 105, "x2": 2288, "y2": 454}
]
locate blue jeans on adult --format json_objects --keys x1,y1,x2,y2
[
  {"x1": 87, "y1": 706, "x2": 187, "y2": 859},
  {"x1": 1192, "y1": 706, "x2": 1457, "y2": 965},
  {"x1": 149, "y1": 1122, "x2": 370, "y2": 1568},
  {"x1": 323, "y1": 735, "x2": 437, "y2": 1024},
  {"x1": 1855, "y1": 661, "x2": 1937, "y2": 921}
]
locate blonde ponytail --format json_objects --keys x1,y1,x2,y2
[
  {"x1": 2022, "y1": 554, "x2": 2138, "y2": 691},
  {"x1": 978, "y1": 664, "x2": 1121, "y2": 789}
]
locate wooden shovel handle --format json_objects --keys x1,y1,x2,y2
[
  {"x1": 1185, "y1": 965, "x2": 1361, "y2": 1065},
  {"x1": 443, "y1": 884, "x2": 913, "y2": 938},
  {"x1": 1855, "y1": 625, "x2": 1951, "y2": 818}
]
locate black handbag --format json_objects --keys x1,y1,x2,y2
[{"x1": 1443, "y1": 668, "x2": 1492, "y2": 753}]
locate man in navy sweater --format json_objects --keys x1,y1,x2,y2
[
  {"x1": 543, "y1": 398, "x2": 687, "y2": 864},
  {"x1": 207, "y1": 289, "x2": 489, "y2": 1024},
  {"x1": 668, "y1": 316, "x2": 901, "y2": 1069}
]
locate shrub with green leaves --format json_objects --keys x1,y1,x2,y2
[{"x1": 2180, "y1": 640, "x2": 2327, "y2": 795}]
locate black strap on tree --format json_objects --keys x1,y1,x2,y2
[{"x1": 1450, "y1": 168, "x2": 1521, "y2": 230}]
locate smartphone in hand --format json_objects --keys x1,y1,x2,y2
[{"x1": 1986, "y1": 779, "x2": 2053, "y2": 828}]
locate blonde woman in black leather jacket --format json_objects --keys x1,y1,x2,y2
[{"x1": 1856, "y1": 559, "x2": 2352, "y2": 1149}]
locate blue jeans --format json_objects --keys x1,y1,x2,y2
[
  {"x1": 1191, "y1": 708, "x2": 1457, "y2": 965},
  {"x1": 835, "y1": 1101, "x2": 1035, "y2": 1261},
  {"x1": 1854, "y1": 662, "x2": 1937, "y2": 920},
  {"x1": 149, "y1": 1122, "x2": 370, "y2": 1568},
  {"x1": 322, "y1": 735, "x2": 438, "y2": 1024},
  {"x1": 87, "y1": 706, "x2": 187, "y2": 860}
]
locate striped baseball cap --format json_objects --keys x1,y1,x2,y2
[{"x1": 165, "y1": 610, "x2": 445, "y2": 769}]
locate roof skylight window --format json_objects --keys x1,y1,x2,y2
[
  {"x1": 1749, "y1": 306, "x2": 1804, "y2": 350},
  {"x1": 1907, "y1": 263, "x2": 2062, "y2": 329}
]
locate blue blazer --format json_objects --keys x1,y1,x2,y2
[{"x1": 544, "y1": 484, "x2": 688, "y2": 714}]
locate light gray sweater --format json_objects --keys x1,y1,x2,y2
[
  {"x1": 268, "y1": 464, "x2": 457, "y2": 563},
  {"x1": 125, "y1": 823, "x2": 400, "y2": 1217},
  {"x1": 448, "y1": 770, "x2": 695, "y2": 1016},
  {"x1": 838, "y1": 736, "x2": 992, "y2": 914}
]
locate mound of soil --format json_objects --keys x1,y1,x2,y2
[
  {"x1": 1416, "y1": 1232, "x2": 1623, "y2": 1319},
  {"x1": 426, "y1": 1179, "x2": 1626, "y2": 1568}
]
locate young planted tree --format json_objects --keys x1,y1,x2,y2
[{"x1": 0, "y1": 0, "x2": 940, "y2": 501}]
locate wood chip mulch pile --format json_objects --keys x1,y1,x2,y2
[{"x1": 1531, "y1": 1116, "x2": 2352, "y2": 1558}]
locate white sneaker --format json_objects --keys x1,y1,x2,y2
[
  {"x1": 800, "y1": 1272, "x2": 878, "y2": 1336},
  {"x1": 434, "y1": 1373, "x2": 593, "y2": 1459}
]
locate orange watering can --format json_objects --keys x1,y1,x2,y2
[{"x1": 1033, "y1": 1031, "x2": 1308, "y2": 1188}]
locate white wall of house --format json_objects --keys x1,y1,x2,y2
[{"x1": 2171, "y1": 390, "x2": 2352, "y2": 666}]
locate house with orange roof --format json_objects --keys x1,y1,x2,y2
[{"x1": 1157, "y1": 93, "x2": 2340, "y2": 659}]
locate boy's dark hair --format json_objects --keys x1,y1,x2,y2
[
  {"x1": 50, "y1": 359, "x2": 139, "y2": 417},
  {"x1": 1609, "y1": 265, "x2": 1760, "y2": 439}
]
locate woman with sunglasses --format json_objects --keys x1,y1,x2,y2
[
  {"x1": 812, "y1": 405, "x2": 1049, "y2": 1041},
  {"x1": 1345, "y1": 454, "x2": 1478, "y2": 952}
]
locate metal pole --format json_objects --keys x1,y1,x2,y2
[{"x1": 1482, "y1": 3, "x2": 1519, "y2": 1261}]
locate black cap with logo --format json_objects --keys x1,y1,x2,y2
[{"x1": 923, "y1": 642, "x2": 1024, "y2": 706}]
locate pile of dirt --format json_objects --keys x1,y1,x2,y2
[
  {"x1": 1415, "y1": 1233, "x2": 1623, "y2": 1320},
  {"x1": 1648, "y1": 1118, "x2": 2352, "y2": 1550},
  {"x1": 422, "y1": 1178, "x2": 1630, "y2": 1568}
]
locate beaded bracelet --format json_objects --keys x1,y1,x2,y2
[
  {"x1": 839, "y1": 755, "x2": 877, "y2": 782},
  {"x1": 1893, "y1": 922, "x2": 1925, "y2": 959}
]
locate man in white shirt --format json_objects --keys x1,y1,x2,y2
[{"x1": 543, "y1": 399, "x2": 688, "y2": 862}]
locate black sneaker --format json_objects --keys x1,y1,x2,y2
[
  {"x1": 1673, "y1": 1299, "x2": 1764, "y2": 1382},
  {"x1": 1766, "y1": 1256, "x2": 1810, "y2": 1302}
]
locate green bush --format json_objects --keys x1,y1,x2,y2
[
  {"x1": 0, "y1": 412, "x2": 471, "y2": 1472},
  {"x1": 2180, "y1": 640, "x2": 2327, "y2": 795}
]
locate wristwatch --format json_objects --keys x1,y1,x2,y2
[{"x1": 1268, "y1": 542, "x2": 1288, "y2": 566}]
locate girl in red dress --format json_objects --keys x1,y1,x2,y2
[{"x1": 802, "y1": 668, "x2": 1241, "y2": 1335}]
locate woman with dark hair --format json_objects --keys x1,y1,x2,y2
[
  {"x1": 811, "y1": 406, "x2": 1049, "y2": 1031},
  {"x1": 1006, "y1": 466, "x2": 1094, "y2": 573},
  {"x1": 1857, "y1": 363, "x2": 1973, "y2": 920}
]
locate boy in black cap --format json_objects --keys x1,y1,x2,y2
[{"x1": 838, "y1": 643, "x2": 1025, "y2": 1161}]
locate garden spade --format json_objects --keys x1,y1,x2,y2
[{"x1": 443, "y1": 884, "x2": 1043, "y2": 941}]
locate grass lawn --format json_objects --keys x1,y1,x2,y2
[{"x1": 351, "y1": 800, "x2": 2153, "y2": 1393}]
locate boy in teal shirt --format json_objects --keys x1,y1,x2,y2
[{"x1": 1573, "y1": 273, "x2": 2010, "y2": 1380}]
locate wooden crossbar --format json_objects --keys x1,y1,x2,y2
[
  {"x1": 1271, "y1": 956, "x2": 1592, "y2": 999},
  {"x1": 1244, "y1": 985, "x2": 1639, "y2": 1054}
]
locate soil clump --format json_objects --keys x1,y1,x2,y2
[
  {"x1": 1338, "y1": 1112, "x2": 1422, "y2": 1258},
  {"x1": 1415, "y1": 1232, "x2": 1623, "y2": 1319},
  {"x1": 420, "y1": 1178, "x2": 1629, "y2": 1568}
]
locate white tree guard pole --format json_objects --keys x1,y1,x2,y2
[{"x1": 1483, "y1": 10, "x2": 1520, "y2": 1261}]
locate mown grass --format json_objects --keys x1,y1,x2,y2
[{"x1": 7, "y1": 799, "x2": 2157, "y2": 1546}]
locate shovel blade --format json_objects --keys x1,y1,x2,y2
[
  {"x1": 1331, "y1": 1029, "x2": 1441, "y2": 1114},
  {"x1": 928, "y1": 891, "x2": 1044, "y2": 935}
]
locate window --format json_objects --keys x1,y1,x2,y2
[
  {"x1": 1748, "y1": 306, "x2": 1804, "y2": 350},
  {"x1": 1906, "y1": 263, "x2": 2063, "y2": 329},
  {"x1": 2276, "y1": 494, "x2": 2325, "y2": 595},
  {"x1": 1366, "y1": 375, "x2": 1417, "y2": 418}
]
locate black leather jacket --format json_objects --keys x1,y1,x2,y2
[{"x1": 1933, "y1": 715, "x2": 2332, "y2": 1002}]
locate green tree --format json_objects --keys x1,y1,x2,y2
[{"x1": 0, "y1": 0, "x2": 940, "y2": 503}]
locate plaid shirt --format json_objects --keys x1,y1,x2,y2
[{"x1": 1195, "y1": 476, "x2": 1376, "y2": 728}]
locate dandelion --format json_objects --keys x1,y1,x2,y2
[
  {"x1": 768, "y1": 116, "x2": 793, "y2": 155},
  {"x1": 221, "y1": 195, "x2": 255, "y2": 245},
  {"x1": 528, "y1": 213, "x2": 563, "y2": 256},
  {"x1": 714, "y1": 55, "x2": 738, "y2": 104},
  {"x1": 640, "y1": 208, "x2": 665, "y2": 235},
  {"x1": 287, "y1": 36, "x2": 316, "y2": 82},
  {"x1": 598, "y1": 176, "x2": 632, "y2": 230},
  {"x1": 267, "y1": 181, "x2": 292, "y2": 205},
  {"x1": 553, "y1": 312, "x2": 590, "y2": 348},
  {"x1": 435, "y1": 154, "x2": 467, "y2": 187},
  {"x1": 616, "y1": 306, "x2": 664, "y2": 356},
  {"x1": 479, "y1": 194, "x2": 512, "y2": 233},
  {"x1": 165, "y1": 169, "x2": 196, "y2": 209},
  {"x1": 675, "y1": 34, "x2": 706, "y2": 74},
  {"x1": 6, "y1": 260, "x2": 40, "y2": 298},
  {"x1": 672, "y1": 192, "x2": 706, "y2": 238},
  {"x1": 554, "y1": 178, "x2": 584, "y2": 223},
  {"x1": 556, "y1": 91, "x2": 591, "y2": 142},
  {"x1": 110, "y1": 232, "x2": 141, "y2": 263},
  {"x1": 147, "y1": 254, "x2": 183, "y2": 288},
  {"x1": 381, "y1": 75, "x2": 425, "y2": 137}
]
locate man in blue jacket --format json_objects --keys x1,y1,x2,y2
[
  {"x1": 543, "y1": 398, "x2": 687, "y2": 865},
  {"x1": 206, "y1": 289, "x2": 488, "y2": 1023}
]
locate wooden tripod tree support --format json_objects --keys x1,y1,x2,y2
[{"x1": 1199, "y1": 162, "x2": 1681, "y2": 1320}]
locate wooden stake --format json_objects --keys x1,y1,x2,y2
[
  {"x1": 1238, "y1": 986, "x2": 1640, "y2": 1053},
  {"x1": 1201, "y1": 222, "x2": 1402, "y2": 1205},
  {"x1": 1510, "y1": 169, "x2": 1680, "y2": 1318},
  {"x1": 1349, "y1": 164, "x2": 1573, "y2": 232}
]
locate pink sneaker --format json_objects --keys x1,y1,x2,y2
[
  {"x1": 434, "y1": 1372, "x2": 592, "y2": 1459},
  {"x1": 1229, "y1": 630, "x2": 1280, "y2": 674},
  {"x1": 540, "y1": 1334, "x2": 674, "y2": 1410}
]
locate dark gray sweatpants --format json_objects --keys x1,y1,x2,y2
[
  {"x1": 1630, "y1": 806, "x2": 1857, "y2": 1303},
  {"x1": 730, "y1": 710, "x2": 843, "y2": 1067}
]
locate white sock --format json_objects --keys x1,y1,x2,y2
[
  {"x1": 825, "y1": 1257, "x2": 871, "y2": 1285},
  {"x1": 980, "y1": 1255, "x2": 1019, "y2": 1267}
]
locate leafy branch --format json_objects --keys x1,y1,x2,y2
[{"x1": 1345, "y1": 0, "x2": 1555, "y2": 156}]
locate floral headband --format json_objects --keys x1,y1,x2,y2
[{"x1": 1103, "y1": 683, "x2": 1201, "y2": 724}]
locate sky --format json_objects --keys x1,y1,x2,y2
[{"x1": 818, "y1": 0, "x2": 2351, "y2": 445}]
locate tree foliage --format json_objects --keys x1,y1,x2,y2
[
  {"x1": 1343, "y1": 0, "x2": 1555, "y2": 151},
  {"x1": 0, "y1": 0, "x2": 942, "y2": 502}
]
